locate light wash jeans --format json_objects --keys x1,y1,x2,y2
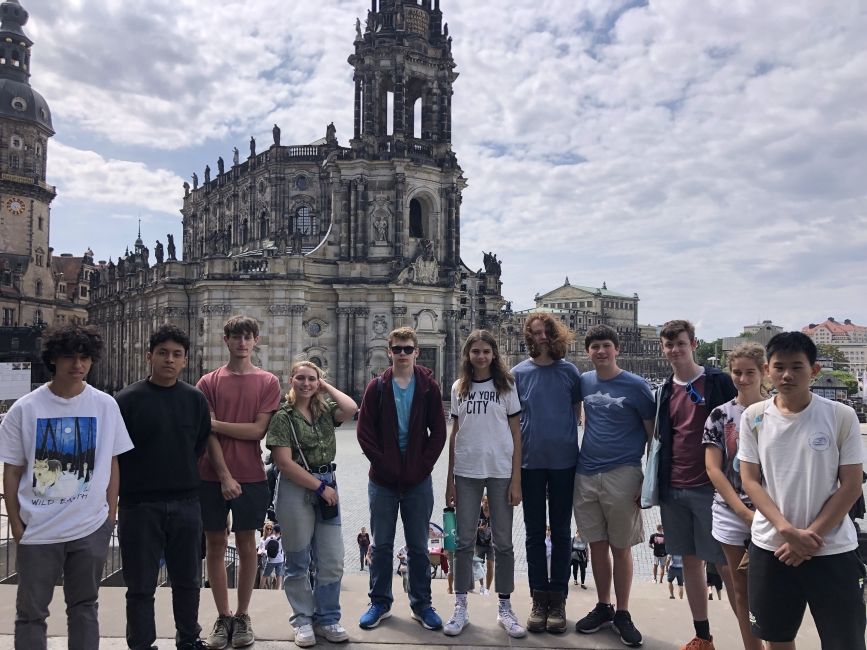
[
  {"x1": 453, "y1": 476, "x2": 515, "y2": 594},
  {"x1": 367, "y1": 476, "x2": 434, "y2": 613},
  {"x1": 274, "y1": 471, "x2": 344, "y2": 627}
]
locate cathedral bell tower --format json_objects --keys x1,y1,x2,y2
[
  {"x1": 349, "y1": 0, "x2": 457, "y2": 166},
  {"x1": 0, "y1": 0, "x2": 56, "y2": 327}
]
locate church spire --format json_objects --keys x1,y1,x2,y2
[{"x1": 0, "y1": 0, "x2": 33, "y2": 82}]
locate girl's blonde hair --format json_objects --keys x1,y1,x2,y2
[
  {"x1": 727, "y1": 341, "x2": 766, "y2": 370},
  {"x1": 286, "y1": 360, "x2": 329, "y2": 421}
]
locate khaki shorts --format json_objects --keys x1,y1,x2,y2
[{"x1": 573, "y1": 465, "x2": 644, "y2": 548}]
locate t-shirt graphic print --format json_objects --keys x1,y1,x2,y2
[{"x1": 33, "y1": 416, "x2": 97, "y2": 501}]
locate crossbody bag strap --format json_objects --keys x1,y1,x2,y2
[{"x1": 287, "y1": 417, "x2": 311, "y2": 472}]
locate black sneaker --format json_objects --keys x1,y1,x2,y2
[
  {"x1": 612, "y1": 610, "x2": 643, "y2": 647},
  {"x1": 575, "y1": 602, "x2": 614, "y2": 634}
]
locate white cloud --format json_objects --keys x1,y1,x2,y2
[{"x1": 21, "y1": 0, "x2": 867, "y2": 339}]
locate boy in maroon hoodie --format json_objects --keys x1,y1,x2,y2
[{"x1": 356, "y1": 326, "x2": 447, "y2": 632}]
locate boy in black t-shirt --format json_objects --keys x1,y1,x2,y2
[{"x1": 115, "y1": 325, "x2": 211, "y2": 650}]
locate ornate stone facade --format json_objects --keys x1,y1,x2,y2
[{"x1": 87, "y1": 0, "x2": 503, "y2": 399}]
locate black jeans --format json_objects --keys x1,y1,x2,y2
[
  {"x1": 119, "y1": 497, "x2": 203, "y2": 649},
  {"x1": 521, "y1": 467, "x2": 575, "y2": 594}
]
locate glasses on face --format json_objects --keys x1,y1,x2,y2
[
  {"x1": 685, "y1": 381, "x2": 705, "y2": 405},
  {"x1": 390, "y1": 345, "x2": 416, "y2": 355}
]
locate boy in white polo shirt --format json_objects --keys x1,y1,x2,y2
[{"x1": 739, "y1": 331, "x2": 865, "y2": 650}]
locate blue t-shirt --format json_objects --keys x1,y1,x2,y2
[
  {"x1": 393, "y1": 375, "x2": 415, "y2": 452},
  {"x1": 578, "y1": 370, "x2": 655, "y2": 474},
  {"x1": 511, "y1": 358, "x2": 582, "y2": 470}
]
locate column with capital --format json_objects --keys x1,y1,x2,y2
[
  {"x1": 352, "y1": 307, "x2": 370, "y2": 399},
  {"x1": 392, "y1": 305, "x2": 407, "y2": 328},
  {"x1": 289, "y1": 304, "x2": 308, "y2": 361},
  {"x1": 444, "y1": 309, "x2": 459, "y2": 391},
  {"x1": 394, "y1": 174, "x2": 406, "y2": 260},
  {"x1": 336, "y1": 307, "x2": 351, "y2": 392}
]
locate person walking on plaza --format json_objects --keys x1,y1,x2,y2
[
  {"x1": 740, "y1": 332, "x2": 866, "y2": 650},
  {"x1": 654, "y1": 320, "x2": 736, "y2": 650},
  {"x1": 266, "y1": 360, "x2": 357, "y2": 647},
  {"x1": 0, "y1": 324, "x2": 134, "y2": 650},
  {"x1": 702, "y1": 342, "x2": 766, "y2": 650},
  {"x1": 197, "y1": 315, "x2": 281, "y2": 649},
  {"x1": 357, "y1": 527, "x2": 371, "y2": 570},
  {"x1": 115, "y1": 325, "x2": 212, "y2": 650},
  {"x1": 570, "y1": 531, "x2": 589, "y2": 588},
  {"x1": 511, "y1": 313, "x2": 582, "y2": 634},
  {"x1": 572, "y1": 325, "x2": 654, "y2": 647},
  {"x1": 443, "y1": 330, "x2": 526, "y2": 638},
  {"x1": 666, "y1": 554, "x2": 684, "y2": 600},
  {"x1": 356, "y1": 326, "x2": 447, "y2": 632},
  {"x1": 258, "y1": 524, "x2": 285, "y2": 590},
  {"x1": 649, "y1": 525, "x2": 667, "y2": 583}
]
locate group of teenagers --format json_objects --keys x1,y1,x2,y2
[{"x1": 0, "y1": 312, "x2": 864, "y2": 650}]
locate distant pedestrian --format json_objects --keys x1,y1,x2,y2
[
  {"x1": 357, "y1": 527, "x2": 371, "y2": 571},
  {"x1": 666, "y1": 555, "x2": 684, "y2": 600},
  {"x1": 649, "y1": 525, "x2": 667, "y2": 584},
  {"x1": 570, "y1": 531, "x2": 588, "y2": 588}
]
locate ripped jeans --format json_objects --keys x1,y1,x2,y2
[{"x1": 274, "y1": 472, "x2": 344, "y2": 627}]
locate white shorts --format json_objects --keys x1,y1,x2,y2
[{"x1": 711, "y1": 500, "x2": 752, "y2": 547}]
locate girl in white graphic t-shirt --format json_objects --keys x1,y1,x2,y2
[{"x1": 444, "y1": 330, "x2": 525, "y2": 639}]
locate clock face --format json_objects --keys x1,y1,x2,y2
[{"x1": 6, "y1": 197, "x2": 25, "y2": 215}]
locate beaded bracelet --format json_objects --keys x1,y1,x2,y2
[{"x1": 315, "y1": 480, "x2": 327, "y2": 496}]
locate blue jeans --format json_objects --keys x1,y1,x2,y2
[
  {"x1": 521, "y1": 467, "x2": 575, "y2": 594},
  {"x1": 119, "y1": 497, "x2": 203, "y2": 649},
  {"x1": 368, "y1": 476, "x2": 434, "y2": 612},
  {"x1": 274, "y1": 472, "x2": 344, "y2": 627}
]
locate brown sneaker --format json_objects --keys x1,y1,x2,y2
[
  {"x1": 526, "y1": 590, "x2": 549, "y2": 633},
  {"x1": 546, "y1": 591, "x2": 567, "y2": 634},
  {"x1": 205, "y1": 615, "x2": 233, "y2": 649},
  {"x1": 230, "y1": 613, "x2": 255, "y2": 648}
]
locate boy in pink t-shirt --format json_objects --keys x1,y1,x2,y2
[{"x1": 197, "y1": 315, "x2": 281, "y2": 649}]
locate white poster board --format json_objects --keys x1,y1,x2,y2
[{"x1": 0, "y1": 362, "x2": 32, "y2": 400}]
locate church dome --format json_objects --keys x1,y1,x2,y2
[{"x1": 0, "y1": 77, "x2": 52, "y2": 132}]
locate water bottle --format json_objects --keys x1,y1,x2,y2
[{"x1": 443, "y1": 507, "x2": 456, "y2": 551}]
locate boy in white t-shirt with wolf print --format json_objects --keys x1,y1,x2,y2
[{"x1": 739, "y1": 331, "x2": 865, "y2": 650}]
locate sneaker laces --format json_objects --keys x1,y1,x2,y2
[
  {"x1": 448, "y1": 604, "x2": 467, "y2": 626},
  {"x1": 234, "y1": 614, "x2": 250, "y2": 634},
  {"x1": 213, "y1": 617, "x2": 231, "y2": 635}
]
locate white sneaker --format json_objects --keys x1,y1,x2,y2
[
  {"x1": 497, "y1": 602, "x2": 527, "y2": 639},
  {"x1": 315, "y1": 623, "x2": 349, "y2": 643},
  {"x1": 480, "y1": 587, "x2": 490, "y2": 596},
  {"x1": 443, "y1": 603, "x2": 469, "y2": 636},
  {"x1": 292, "y1": 624, "x2": 316, "y2": 648}
]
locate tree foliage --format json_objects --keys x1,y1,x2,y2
[
  {"x1": 817, "y1": 344, "x2": 848, "y2": 367},
  {"x1": 695, "y1": 338, "x2": 723, "y2": 366}
]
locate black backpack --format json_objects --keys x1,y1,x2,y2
[{"x1": 265, "y1": 538, "x2": 280, "y2": 559}]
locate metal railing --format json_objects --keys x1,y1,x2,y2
[{"x1": 0, "y1": 493, "x2": 234, "y2": 587}]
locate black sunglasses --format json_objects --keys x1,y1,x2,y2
[
  {"x1": 390, "y1": 345, "x2": 416, "y2": 355},
  {"x1": 685, "y1": 381, "x2": 705, "y2": 405}
]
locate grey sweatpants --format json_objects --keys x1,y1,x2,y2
[
  {"x1": 453, "y1": 476, "x2": 515, "y2": 594},
  {"x1": 14, "y1": 517, "x2": 113, "y2": 650}
]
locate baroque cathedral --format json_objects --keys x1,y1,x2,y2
[{"x1": 87, "y1": 0, "x2": 505, "y2": 398}]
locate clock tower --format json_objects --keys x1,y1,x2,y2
[{"x1": 0, "y1": 0, "x2": 56, "y2": 327}]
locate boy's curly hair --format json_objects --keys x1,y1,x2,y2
[{"x1": 41, "y1": 324, "x2": 103, "y2": 374}]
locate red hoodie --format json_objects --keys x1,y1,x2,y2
[{"x1": 356, "y1": 365, "x2": 447, "y2": 491}]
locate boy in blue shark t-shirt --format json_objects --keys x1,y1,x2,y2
[{"x1": 573, "y1": 325, "x2": 654, "y2": 648}]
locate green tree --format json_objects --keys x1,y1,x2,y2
[
  {"x1": 695, "y1": 338, "x2": 723, "y2": 366},
  {"x1": 817, "y1": 344, "x2": 848, "y2": 367},
  {"x1": 826, "y1": 370, "x2": 859, "y2": 396}
]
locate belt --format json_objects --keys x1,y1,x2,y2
[{"x1": 309, "y1": 462, "x2": 336, "y2": 474}]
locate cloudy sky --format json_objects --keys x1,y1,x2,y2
[{"x1": 23, "y1": 0, "x2": 867, "y2": 340}]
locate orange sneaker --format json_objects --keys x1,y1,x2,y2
[{"x1": 680, "y1": 637, "x2": 714, "y2": 650}]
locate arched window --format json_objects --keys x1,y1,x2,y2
[
  {"x1": 294, "y1": 205, "x2": 316, "y2": 235},
  {"x1": 241, "y1": 218, "x2": 249, "y2": 243},
  {"x1": 35, "y1": 279, "x2": 42, "y2": 296},
  {"x1": 259, "y1": 211, "x2": 268, "y2": 239},
  {"x1": 409, "y1": 198, "x2": 424, "y2": 238}
]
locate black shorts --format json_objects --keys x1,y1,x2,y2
[
  {"x1": 748, "y1": 544, "x2": 866, "y2": 647},
  {"x1": 667, "y1": 566, "x2": 683, "y2": 585},
  {"x1": 199, "y1": 480, "x2": 270, "y2": 533}
]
